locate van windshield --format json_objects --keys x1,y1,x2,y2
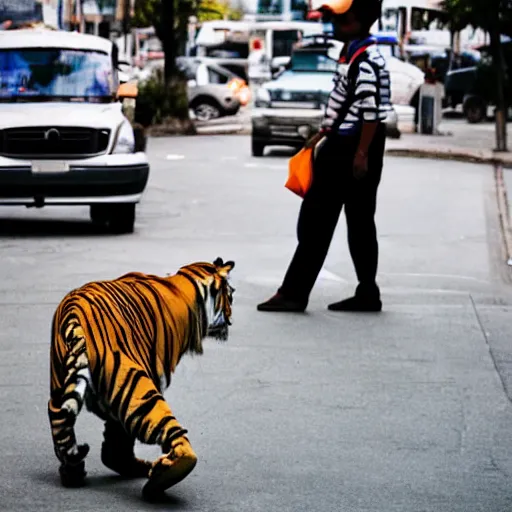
[{"x1": 0, "y1": 48, "x2": 114, "y2": 102}]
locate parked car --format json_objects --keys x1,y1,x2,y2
[
  {"x1": 251, "y1": 34, "x2": 419, "y2": 156},
  {"x1": 177, "y1": 57, "x2": 250, "y2": 121},
  {"x1": 0, "y1": 28, "x2": 149, "y2": 233},
  {"x1": 444, "y1": 42, "x2": 511, "y2": 123},
  {"x1": 137, "y1": 57, "x2": 250, "y2": 122}
]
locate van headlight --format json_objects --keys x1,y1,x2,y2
[
  {"x1": 255, "y1": 87, "x2": 271, "y2": 108},
  {"x1": 112, "y1": 121, "x2": 135, "y2": 154}
]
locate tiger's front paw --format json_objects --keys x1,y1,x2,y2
[
  {"x1": 142, "y1": 437, "x2": 197, "y2": 500},
  {"x1": 58, "y1": 444, "x2": 90, "y2": 488},
  {"x1": 59, "y1": 461, "x2": 87, "y2": 488}
]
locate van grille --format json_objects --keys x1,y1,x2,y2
[{"x1": 0, "y1": 127, "x2": 111, "y2": 158}]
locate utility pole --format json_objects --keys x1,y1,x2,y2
[{"x1": 490, "y1": 8, "x2": 508, "y2": 152}]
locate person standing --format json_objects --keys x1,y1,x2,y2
[{"x1": 257, "y1": 0, "x2": 391, "y2": 313}]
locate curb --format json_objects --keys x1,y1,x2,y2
[
  {"x1": 195, "y1": 125, "x2": 251, "y2": 136},
  {"x1": 495, "y1": 164, "x2": 512, "y2": 267},
  {"x1": 385, "y1": 147, "x2": 512, "y2": 168}
]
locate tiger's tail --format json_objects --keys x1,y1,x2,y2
[{"x1": 48, "y1": 306, "x2": 92, "y2": 487}]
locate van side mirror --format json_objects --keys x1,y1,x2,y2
[{"x1": 117, "y1": 82, "x2": 138, "y2": 100}]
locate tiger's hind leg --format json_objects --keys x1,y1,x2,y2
[
  {"x1": 114, "y1": 371, "x2": 197, "y2": 499},
  {"x1": 101, "y1": 420, "x2": 152, "y2": 478},
  {"x1": 48, "y1": 321, "x2": 91, "y2": 488}
]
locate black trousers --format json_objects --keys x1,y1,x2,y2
[{"x1": 279, "y1": 124, "x2": 386, "y2": 303}]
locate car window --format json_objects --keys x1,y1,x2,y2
[
  {"x1": 290, "y1": 51, "x2": 338, "y2": 72},
  {"x1": 207, "y1": 67, "x2": 229, "y2": 84}
]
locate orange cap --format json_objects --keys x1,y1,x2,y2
[{"x1": 310, "y1": 0, "x2": 353, "y2": 14}]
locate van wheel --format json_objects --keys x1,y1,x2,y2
[
  {"x1": 252, "y1": 139, "x2": 265, "y2": 157},
  {"x1": 90, "y1": 204, "x2": 109, "y2": 225},
  {"x1": 108, "y1": 204, "x2": 136, "y2": 234},
  {"x1": 90, "y1": 204, "x2": 136, "y2": 234}
]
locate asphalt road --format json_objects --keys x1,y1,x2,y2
[{"x1": 1, "y1": 136, "x2": 512, "y2": 511}]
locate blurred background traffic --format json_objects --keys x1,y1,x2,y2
[{"x1": 1, "y1": 0, "x2": 511, "y2": 151}]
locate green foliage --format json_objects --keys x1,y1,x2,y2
[
  {"x1": 135, "y1": 68, "x2": 190, "y2": 125},
  {"x1": 197, "y1": 0, "x2": 244, "y2": 21},
  {"x1": 133, "y1": 0, "x2": 161, "y2": 29},
  {"x1": 133, "y1": 0, "x2": 244, "y2": 28},
  {"x1": 441, "y1": 0, "x2": 512, "y2": 34}
]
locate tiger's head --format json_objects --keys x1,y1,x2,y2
[{"x1": 177, "y1": 257, "x2": 235, "y2": 343}]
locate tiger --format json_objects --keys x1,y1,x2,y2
[{"x1": 47, "y1": 258, "x2": 235, "y2": 499}]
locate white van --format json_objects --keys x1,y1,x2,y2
[{"x1": 0, "y1": 28, "x2": 149, "y2": 233}]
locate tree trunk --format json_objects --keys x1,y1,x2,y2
[
  {"x1": 161, "y1": 0, "x2": 176, "y2": 83},
  {"x1": 176, "y1": 0, "x2": 195, "y2": 57},
  {"x1": 489, "y1": 19, "x2": 508, "y2": 152}
]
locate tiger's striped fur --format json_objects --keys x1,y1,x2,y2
[{"x1": 48, "y1": 258, "x2": 235, "y2": 497}]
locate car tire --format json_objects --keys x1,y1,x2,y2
[
  {"x1": 193, "y1": 100, "x2": 221, "y2": 122},
  {"x1": 252, "y1": 139, "x2": 265, "y2": 157},
  {"x1": 90, "y1": 204, "x2": 136, "y2": 234},
  {"x1": 90, "y1": 204, "x2": 109, "y2": 225},
  {"x1": 108, "y1": 204, "x2": 136, "y2": 234},
  {"x1": 463, "y1": 96, "x2": 486, "y2": 124}
]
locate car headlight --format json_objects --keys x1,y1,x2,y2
[
  {"x1": 255, "y1": 87, "x2": 271, "y2": 108},
  {"x1": 112, "y1": 121, "x2": 135, "y2": 154}
]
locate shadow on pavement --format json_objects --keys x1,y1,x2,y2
[
  {"x1": 442, "y1": 110, "x2": 465, "y2": 120},
  {"x1": 0, "y1": 218, "x2": 115, "y2": 238},
  {"x1": 31, "y1": 471, "x2": 190, "y2": 507},
  {"x1": 264, "y1": 147, "x2": 298, "y2": 158}
]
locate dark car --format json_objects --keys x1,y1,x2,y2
[{"x1": 444, "y1": 42, "x2": 511, "y2": 123}]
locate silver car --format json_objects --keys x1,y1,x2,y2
[
  {"x1": 135, "y1": 57, "x2": 244, "y2": 122},
  {"x1": 177, "y1": 57, "x2": 244, "y2": 121}
]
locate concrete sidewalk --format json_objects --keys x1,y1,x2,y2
[{"x1": 386, "y1": 127, "x2": 512, "y2": 169}]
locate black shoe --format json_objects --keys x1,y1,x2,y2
[
  {"x1": 328, "y1": 283, "x2": 382, "y2": 312},
  {"x1": 327, "y1": 295, "x2": 382, "y2": 312},
  {"x1": 257, "y1": 293, "x2": 307, "y2": 312}
]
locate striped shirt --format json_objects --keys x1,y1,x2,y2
[{"x1": 320, "y1": 36, "x2": 392, "y2": 135}]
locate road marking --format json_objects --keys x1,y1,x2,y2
[
  {"x1": 242, "y1": 268, "x2": 345, "y2": 286},
  {"x1": 166, "y1": 154, "x2": 185, "y2": 160},
  {"x1": 244, "y1": 162, "x2": 285, "y2": 170},
  {"x1": 380, "y1": 272, "x2": 490, "y2": 284},
  {"x1": 318, "y1": 269, "x2": 345, "y2": 282}
]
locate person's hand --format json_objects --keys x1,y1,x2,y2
[
  {"x1": 304, "y1": 132, "x2": 324, "y2": 149},
  {"x1": 353, "y1": 149, "x2": 368, "y2": 179}
]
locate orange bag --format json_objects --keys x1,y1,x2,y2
[
  {"x1": 285, "y1": 41, "x2": 376, "y2": 199},
  {"x1": 285, "y1": 146, "x2": 314, "y2": 198}
]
